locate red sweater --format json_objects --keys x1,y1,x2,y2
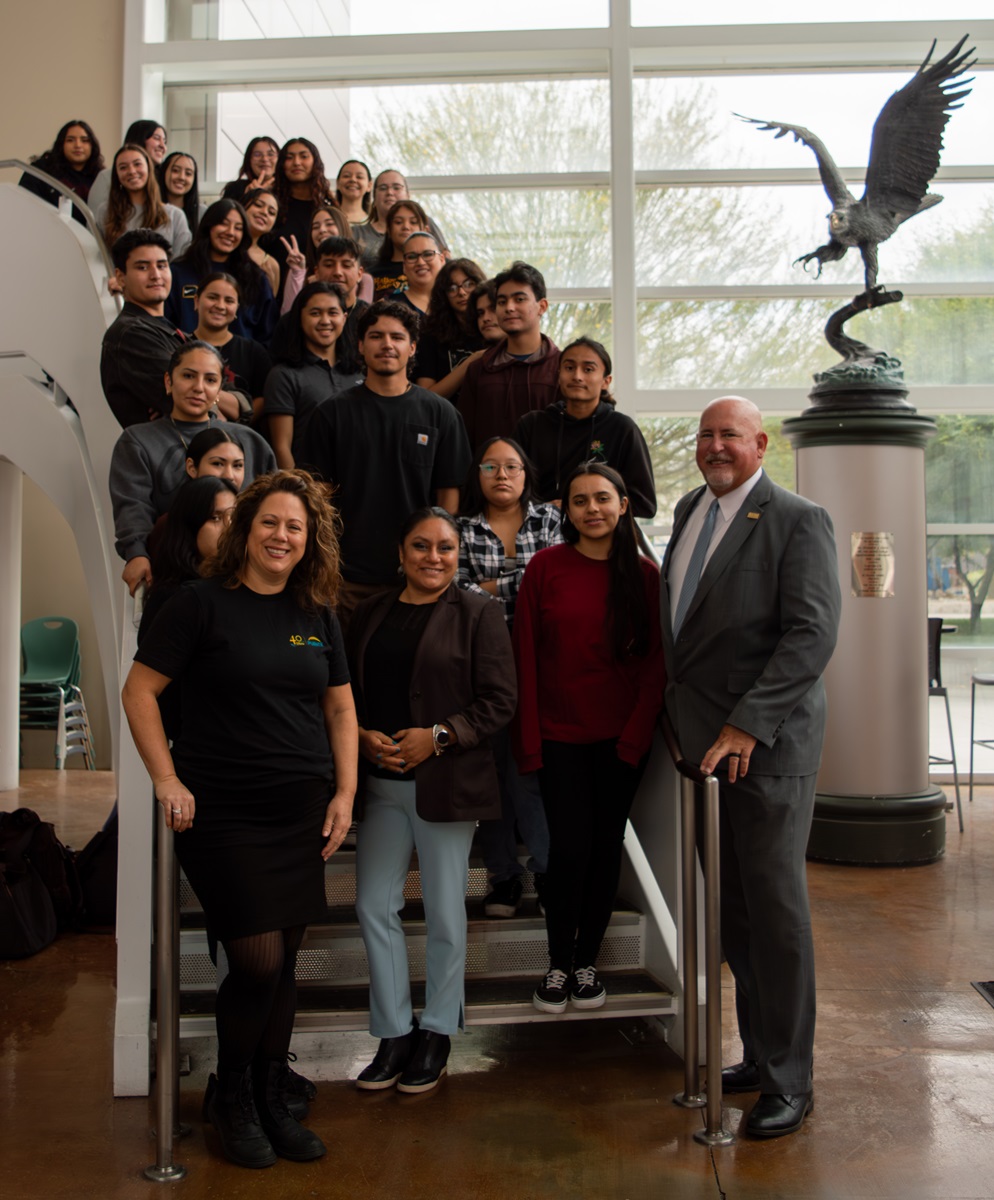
[{"x1": 512, "y1": 544, "x2": 664, "y2": 772}]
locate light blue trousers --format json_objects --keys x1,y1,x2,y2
[{"x1": 355, "y1": 776, "x2": 476, "y2": 1039}]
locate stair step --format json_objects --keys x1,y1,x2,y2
[
  {"x1": 178, "y1": 910, "x2": 647, "y2": 990},
  {"x1": 174, "y1": 971, "x2": 675, "y2": 1036}
]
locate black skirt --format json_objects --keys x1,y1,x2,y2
[{"x1": 175, "y1": 778, "x2": 329, "y2": 940}]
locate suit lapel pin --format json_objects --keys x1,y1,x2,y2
[{"x1": 747, "y1": 511, "x2": 761, "y2": 520}]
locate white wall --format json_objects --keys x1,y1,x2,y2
[{"x1": 2, "y1": 0, "x2": 125, "y2": 768}]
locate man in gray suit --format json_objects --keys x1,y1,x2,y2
[{"x1": 661, "y1": 396, "x2": 841, "y2": 1138}]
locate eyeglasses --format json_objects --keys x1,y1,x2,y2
[
  {"x1": 403, "y1": 250, "x2": 439, "y2": 264},
  {"x1": 376, "y1": 183, "x2": 406, "y2": 193},
  {"x1": 447, "y1": 280, "x2": 476, "y2": 294},
  {"x1": 479, "y1": 463, "x2": 524, "y2": 477}
]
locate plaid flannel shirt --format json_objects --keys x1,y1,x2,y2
[{"x1": 457, "y1": 501, "x2": 562, "y2": 627}]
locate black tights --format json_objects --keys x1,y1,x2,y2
[{"x1": 215, "y1": 925, "x2": 305, "y2": 1072}]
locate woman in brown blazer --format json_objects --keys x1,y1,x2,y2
[{"x1": 347, "y1": 507, "x2": 516, "y2": 1094}]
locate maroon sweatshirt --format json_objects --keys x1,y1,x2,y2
[{"x1": 458, "y1": 335, "x2": 560, "y2": 452}]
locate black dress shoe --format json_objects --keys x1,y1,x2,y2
[
  {"x1": 720, "y1": 1059, "x2": 761, "y2": 1094},
  {"x1": 356, "y1": 1022, "x2": 420, "y2": 1091},
  {"x1": 746, "y1": 1092, "x2": 814, "y2": 1138},
  {"x1": 396, "y1": 1030, "x2": 450, "y2": 1094}
]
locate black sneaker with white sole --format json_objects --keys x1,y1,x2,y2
[
  {"x1": 533, "y1": 967, "x2": 569, "y2": 1013},
  {"x1": 569, "y1": 966, "x2": 607, "y2": 1009},
  {"x1": 483, "y1": 875, "x2": 523, "y2": 918}
]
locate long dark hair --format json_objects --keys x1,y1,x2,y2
[
  {"x1": 273, "y1": 137, "x2": 335, "y2": 220},
  {"x1": 459, "y1": 437, "x2": 536, "y2": 518},
  {"x1": 424, "y1": 258, "x2": 486, "y2": 346},
  {"x1": 151, "y1": 476, "x2": 237, "y2": 588},
  {"x1": 161, "y1": 151, "x2": 201, "y2": 238},
  {"x1": 335, "y1": 158, "x2": 372, "y2": 213},
  {"x1": 558, "y1": 336, "x2": 616, "y2": 407},
  {"x1": 32, "y1": 119, "x2": 104, "y2": 181},
  {"x1": 124, "y1": 120, "x2": 167, "y2": 189},
  {"x1": 305, "y1": 205, "x2": 352, "y2": 271},
  {"x1": 560, "y1": 462, "x2": 649, "y2": 659},
  {"x1": 275, "y1": 281, "x2": 349, "y2": 367},
  {"x1": 374, "y1": 200, "x2": 429, "y2": 267},
  {"x1": 177, "y1": 198, "x2": 264, "y2": 305}
]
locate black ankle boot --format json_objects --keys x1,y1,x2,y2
[
  {"x1": 396, "y1": 1030, "x2": 450, "y2": 1094},
  {"x1": 253, "y1": 1059, "x2": 326, "y2": 1161},
  {"x1": 204, "y1": 1067, "x2": 308, "y2": 1121},
  {"x1": 356, "y1": 1020, "x2": 420, "y2": 1091},
  {"x1": 207, "y1": 1066, "x2": 277, "y2": 1169}
]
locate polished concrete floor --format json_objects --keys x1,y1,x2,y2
[{"x1": 3, "y1": 769, "x2": 994, "y2": 1199}]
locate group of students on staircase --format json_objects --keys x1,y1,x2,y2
[{"x1": 23, "y1": 114, "x2": 667, "y2": 1170}]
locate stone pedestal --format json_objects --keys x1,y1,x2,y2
[{"x1": 783, "y1": 402, "x2": 945, "y2": 865}]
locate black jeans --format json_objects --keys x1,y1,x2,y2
[{"x1": 538, "y1": 739, "x2": 647, "y2": 972}]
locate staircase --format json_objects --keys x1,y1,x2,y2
[{"x1": 174, "y1": 837, "x2": 676, "y2": 1038}]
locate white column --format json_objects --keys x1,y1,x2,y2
[{"x1": 0, "y1": 459, "x2": 23, "y2": 791}]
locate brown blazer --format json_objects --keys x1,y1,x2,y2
[{"x1": 348, "y1": 583, "x2": 517, "y2": 823}]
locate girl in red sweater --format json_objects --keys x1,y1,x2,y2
[{"x1": 513, "y1": 463, "x2": 663, "y2": 1013}]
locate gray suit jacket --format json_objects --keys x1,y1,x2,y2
[{"x1": 660, "y1": 472, "x2": 841, "y2": 776}]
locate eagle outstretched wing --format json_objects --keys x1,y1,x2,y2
[
  {"x1": 734, "y1": 114, "x2": 855, "y2": 210},
  {"x1": 864, "y1": 36, "x2": 975, "y2": 215}
]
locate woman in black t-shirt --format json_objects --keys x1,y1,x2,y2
[
  {"x1": 370, "y1": 200, "x2": 431, "y2": 300},
  {"x1": 123, "y1": 470, "x2": 358, "y2": 1170},
  {"x1": 19, "y1": 119, "x2": 104, "y2": 218},
  {"x1": 192, "y1": 272, "x2": 272, "y2": 424}
]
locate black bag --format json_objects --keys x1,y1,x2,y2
[
  {"x1": 0, "y1": 814, "x2": 58, "y2": 958},
  {"x1": 75, "y1": 811, "x2": 118, "y2": 928},
  {"x1": 0, "y1": 809, "x2": 83, "y2": 956}
]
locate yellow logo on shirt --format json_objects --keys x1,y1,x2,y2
[{"x1": 289, "y1": 634, "x2": 326, "y2": 648}]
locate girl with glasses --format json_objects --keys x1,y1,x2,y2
[
  {"x1": 414, "y1": 258, "x2": 488, "y2": 402},
  {"x1": 352, "y1": 168, "x2": 450, "y2": 267},
  {"x1": 370, "y1": 200, "x2": 430, "y2": 300},
  {"x1": 391, "y1": 232, "x2": 443, "y2": 320},
  {"x1": 457, "y1": 438, "x2": 561, "y2": 920}
]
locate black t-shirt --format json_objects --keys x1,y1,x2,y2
[
  {"x1": 134, "y1": 578, "x2": 350, "y2": 790},
  {"x1": 363, "y1": 599, "x2": 434, "y2": 778},
  {"x1": 262, "y1": 354, "x2": 364, "y2": 467},
  {"x1": 304, "y1": 383, "x2": 472, "y2": 584},
  {"x1": 219, "y1": 335, "x2": 271, "y2": 405},
  {"x1": 415, "y1": 330, "x2": 484, "y2": 395}
]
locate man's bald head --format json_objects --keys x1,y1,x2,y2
[{"x1": 696, "y1": 395, "x2": 768, "y2": 497}]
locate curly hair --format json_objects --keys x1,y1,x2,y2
[
  {"x1": 104, "y1": 144, "x2": 169, "y2": 246},
  {"x1": 204, "y1": 469, "x2": 343, "y2": 612},
  {"x1": 423, "y1": 257, "x2": 486, "y2": 346},
  {"x1": 273, "y1": 138, "x2": 335, "y2": 222}
]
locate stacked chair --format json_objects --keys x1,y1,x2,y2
[{"x1": 20, "y1": 616, "x2": 94, "y2": 770}]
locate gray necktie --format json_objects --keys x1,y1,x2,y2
[{"x1": 672, "y1": 498, "x2": 719, "y2": 636}]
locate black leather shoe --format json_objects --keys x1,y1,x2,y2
[
  {"x1": 396, "y1": 1030, "x2": 450, "y2": 1094},
  {"x1": 720, "y1": 1059, "x2": 761, "y2": 1094},
  {"x1": 356, "y1": 1022, "x2": 420, "y2": 1091},
  {"x1": 746, "y1": 1092, "x2": 813, "y2": 1138},
  {"x1": 204, "y1": 1068, "x2": 308, "y2": 1121},
  {"x1": 207, "y1": 1067, "x2": 277, "y2": 1169},
  {"x1": 253, "y1": 1060, "x2": 326, "y2": 1161}
]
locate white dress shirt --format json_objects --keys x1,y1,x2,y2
[{"x1": 668, "y1": 467, "x2": 765, "y2": 626}]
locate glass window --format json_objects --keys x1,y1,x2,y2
[
  {"x1": 633, "y1": 1, "x2": 991, "y2": 25},
  {"x1": 416, "y1": 190, "x2": 611, "y2": 287},
  {"x1": 926, "y1": 416, "x2": 994, "y2": 524},
  {"x1": 633, "y1": 72, "x2": 994, "y2": 171},
  {"x1": 635, "y1": 184, "x2": 994, "y2": 287},
  {"x1": 162, "y1": 0, "x2": 608, "y2": 41}
]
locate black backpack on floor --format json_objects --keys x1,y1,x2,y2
[{"x1": 0, "y1": 808, "x2": 82, "y2": 958}]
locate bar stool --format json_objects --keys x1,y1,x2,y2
[
  {"x1": 928, "y1": 619, "x2": 962, "y2": 832},
  {"x1": 968, "y1": 673, "x2": 994, "y2": 805}
]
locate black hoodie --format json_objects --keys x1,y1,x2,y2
[{"x1": 514, "y1": 399, "x2": 657, "y2": 519}]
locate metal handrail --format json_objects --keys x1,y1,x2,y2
[
  {"x1": 663, "y1": 713, "x2": 733, "y2": 1146},
  {"x1": 0, "y1": 159, "x2": 119, "y2": 294}
]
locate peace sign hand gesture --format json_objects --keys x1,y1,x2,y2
[{"x1": 280, "y1": 235, "x2": 306, "y2": 272}]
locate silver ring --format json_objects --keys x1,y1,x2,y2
[{"x1": 171, "y1": 807, "x2": 182, "y2": 814}]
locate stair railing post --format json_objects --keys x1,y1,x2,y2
[
  {"x1": 144, "y1": 804, "x2": 187, "y2": 1183},
  {"x1": 673, "y1": 774, "x2": 705, "y2": 1109},
  {"x1": 694, "y1": 774, "x2": 735, "y2": 1146}
]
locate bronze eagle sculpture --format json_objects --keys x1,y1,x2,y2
[{"x1": 738, "y1": 36, "x2": 975, "y2": 294}]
